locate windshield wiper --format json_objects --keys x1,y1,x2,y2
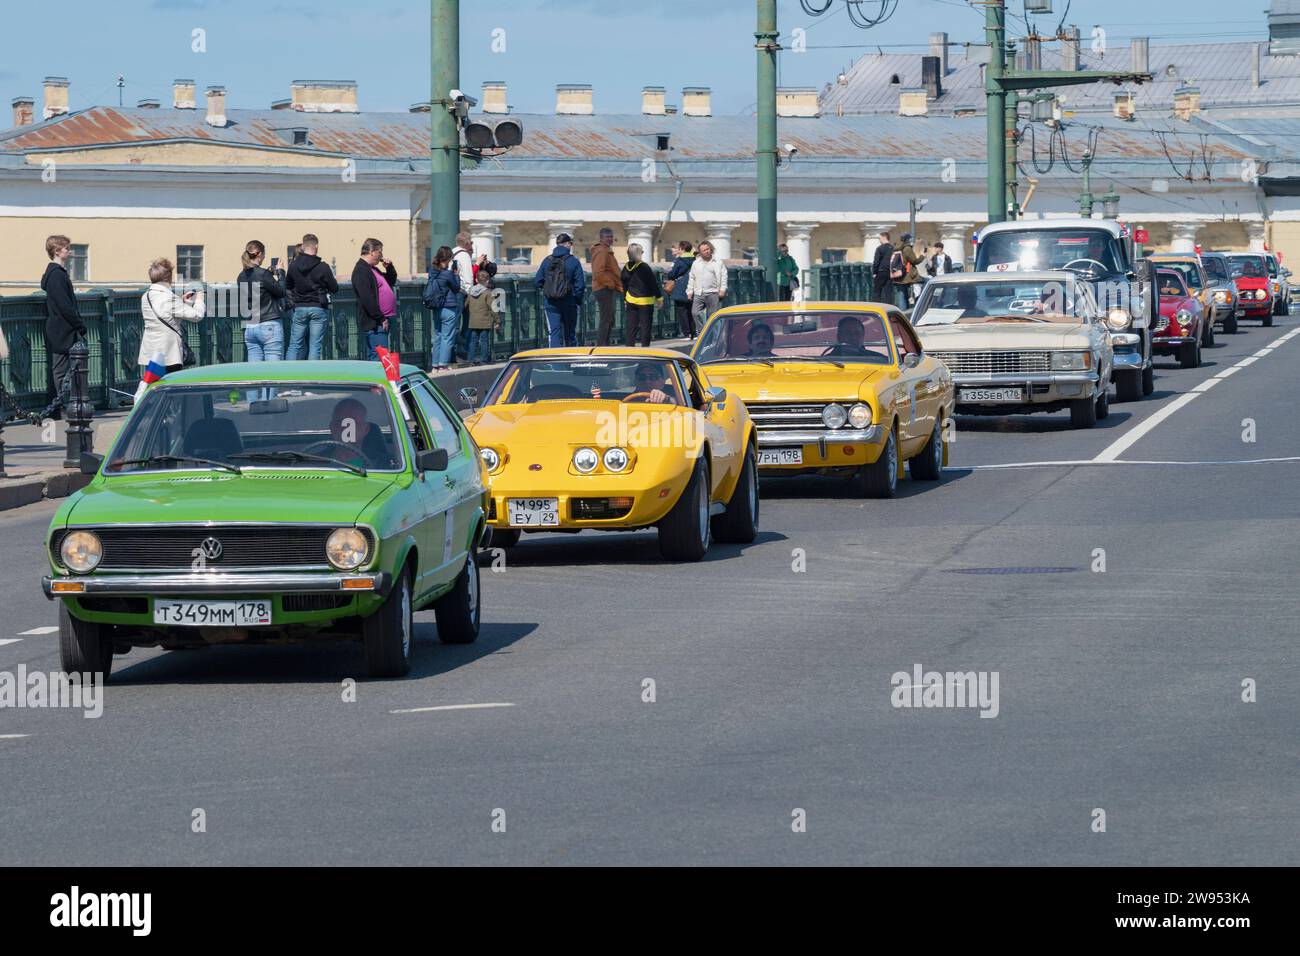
[
  {"x1": 776, "y1": 356, "x2": 846, "y2": 367},
  {"x1": 701, "y1": 357, "x2": 774, "y2": 367},
  {"x1": 229, "y1": 450, "x2": 367, "y2": 477},
  {"x1": 110, "y1": 454, "x2": 242, "y2": 475}
]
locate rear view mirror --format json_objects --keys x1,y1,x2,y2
[
  {"x1": 80, "y1": 452, "x2": 104, "y2": 476},
  {"x1": 250, "y1": 398, "x2": 290, "y2": 415},
  {"x1": 706, "y1": 386, "x2": 727, "y2": 405},
  {"x1": 417, "y1": 448, "x2": 448, "y2": 472},
  {"x1": 459, "y1": 386, "x2": 479, "y2": 411},
  {"x1": 903, "y1": 352, "x2": 922, "y2": 369}
]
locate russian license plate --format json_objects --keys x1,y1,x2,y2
[
  {"x1": 154, "y1": 599, "x2": 272, "y2": 627},
  {"x1": 757, "y1": 447, "x2": 803, "y2": 466},
  {"x1": 507, "y1": 497, "x2": 560, "y2": 526},
  {"x1": 960, "y1": 386, "x2": 1024, "y2": 403}
]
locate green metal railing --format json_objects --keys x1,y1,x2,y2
[{"x1": 2, "y1": 266, "x2": 812, "y2": 413}]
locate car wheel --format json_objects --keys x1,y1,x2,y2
[
  {"x1": 658, "y1": 459, "x2": 711, "y2": 561},
  {"x1": 1263, "y1": 311, "x2": 1274, "y2": 328},
  {"x1": 433, "y1": 554, "x2": 481, "y2": 645},
  {"x1": 856, "y1": 426, "x2": 898, "y2": 498},
  {"x1": 1141, "y1": 362, "x2": 1155, "y2": 396},
  {"x1": 58, "y1": 601, "x2": 112, "y2": 680},
  {"x1": 362, "y1": 566, "x2": 412, "y2": 678},
  {"x1": 1223, "y1": 313, "x2": 1238, "y2": 334},
  {"x1": 712, "y1": 444, "x2": 759, "y2": 544},
  {"x1": 909, "y1": 418, "x2": 944, "y2": 481},
  {"x1": 1116, "y1": 370, "x2": 1142, "y2": 402},
  {"x1": 1274, "y1": 297, "x2": 1288, "y2": 316},
  {"x1": 1202, "y1": 320, "x2": 1215, "y2": 348},
  {"x1": 1095, "y1": 382, "x2": 1110, "y2": 420},
  {"x1": 489, "y1": 529, "x2": 520, "y2": 549},
  {"x1": 1069, "y1": 395, "x2": 1097, "y2": 429},
  {"x1": 1179, "y1": 339, "x2": 1200, "y2": 369}
]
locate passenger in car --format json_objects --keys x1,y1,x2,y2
[
  {"x1": 745, "y1": 323, "x2": 775, "y2": 357},
  {"x1": 826, "y1": 316, "x2": 869, "y2": 356}
]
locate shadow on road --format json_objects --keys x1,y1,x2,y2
[
  {"x1": 481, "y1": 528, "x2": 783, "y2": 567},
  {"x1": 952, "y1": 410, "x2": 1134, "y2": 434},
  {"x1": 758, "y1": 468, "x2": 970, "y2": 499}
]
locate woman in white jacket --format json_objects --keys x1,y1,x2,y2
[
  {"x1": 138, "y1": 257, "x2": 205, "y2": 373},
  {"x1": 686, "y1": 240, "x2": 728, "y2": 331}
]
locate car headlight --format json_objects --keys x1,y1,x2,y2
[
  {"x1": 59, "y1": 531, "x2": 102, "y2": 573},
  {"x1": 1106, "y1": 308, "x2": 1131, "y2": 330},
  {"x1": 573, "y1": 447, "x2": 599, "y2": 474},
  {"x1": 848, "y1": 403, "x2": 873, "y2": 428},
  {"x1": 1051, "y1": 351, "x2": 1091, "y2": 371},
  {"x1": 603, "y1": 447, "x2": 629, "y2": 472},
  {"x1": 326, "y1": 528, "x2": 370, "y2": 570},
  {"x1": 822, "y1": 403, "x2": 848, "y2": 429},
  {"x1": 1214, "y1": 289, "x2": 1229, "y2": 302},
  {"x1": 1257, "y1": 289, "x2": 1269, "y2": 300},
  {"x1": 1175, "y1": 309, "x2": 1193, "y2": 327},
  {"x1": 479, "y1": 447, "x2": 500, "y2": 472}
]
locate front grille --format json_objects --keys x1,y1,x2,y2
[
  {"x1": 1154, "y1": 316, "x2": 1171, "y2": 332},
  {"x1": 77, "y1": 597, "x2": 148, "y2": 614},
  {"x1": 282, "y1": 594, "x2": 354, "y2": 613},
  {"x1": 572, "y1": 498, "x2": 633, "y2": 520},
  {"x1": 928, "y1": 350, "x2": 1052, "y2": 375},
  {"x1": 747, "y1": 403, "x2": 831, "y2": 434},
  {"x1": 51, "y1": 525, "x2": 364, "y2": 570}
]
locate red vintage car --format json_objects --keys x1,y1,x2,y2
[
  {"x1": 1225, "y1": 253, "x2": 1275, "y2": 327},
  {"x1": 1153, "y1": 268, "x2": 1207, "y2": 368}
]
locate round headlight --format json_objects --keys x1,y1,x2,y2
[
  {"x1": 1106, "y1": 308, "x2": 1131, "y2": 330},
  {"x1": 603, "y1": 447, "x2": 629, "y2": 472},
  {"x1": 479, "y1": 447, "x2": 500, "y2": 471},
  {"x1": 326, "y1": 528, "x2": 369, "y2": 571},
  {"x1": 848, "y1": 403, "x2": 873, "y2": 428},
  {"x1": 822, "y1": 403, "x2": 848, "y2": 429},
  {"x1": 60, "y1": 531, "x2": 102, "y2": 573},
  {"x1": 573, "y1": 447, "x2": 599, "y2": 474},
  {"x1": 1175, "y1": 309, "x2": 1193, "y2": 325},
  {"x1": 1257, "y1": 289, "x2": 1269, "y2": 300}
]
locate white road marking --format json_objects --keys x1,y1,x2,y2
[
  {"x1": 0, "y1": 639, "x2": 22, "y2": 647},
  {"x1": 389, "y1": 702, "x2": 516, "y2": 715},
  {"x1": 19, "y1": 627, "x2": 57, "y2": 636},
  {"x1": 0, "y1": 735, "x2": 31, "y2": 740},
  {"x1": 958, "y1": 456, "x2": 1300, "y2": 470}
]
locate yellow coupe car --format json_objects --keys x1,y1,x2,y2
[
  {"x1": 689, "y1": 301, "x2": 954, "y2": 497},
  {"x1": 464, "y1": 348, "x2": 758, "y2": 561}
]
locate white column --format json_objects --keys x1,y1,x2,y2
[
  {"x1": 468, "y1": 220, "x2": 504, "y2": 261},
  {"x1": 704, "y1": 222, "x2": 742, "y2": 261},
  {"x1": 546, "y1": 220, "x2": 584, "y2": 250},
  {"x1": 939, "y1": 222, "x2": 976, "y2": 270},
  {"x1": 625, "y1": 221, "x2": 659, "y2": 260},
  {"x1": 860, "y1": 221, "x2": 896, "y2": 266},
  {"x1": 1169, "y1": 221, "x2": 1200, "y2": 254},
  {"x1": 782, "y1": 221, "x2": 816, "y2": 275},
  {"x1": 1245, "y1": 220, "x2": 1267, "y2": 253}
]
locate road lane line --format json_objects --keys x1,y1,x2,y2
[
  {"x1": 959, "y1": 456, "x2": 1300, "y2": 470},
  {"x1": 0, "y1": 735, "x2": 31, "y2": 740},
  {"x1": 1191, "y1": 378, "x2": 1221, "y2": 393},
  {"x1": 389, "y1": 702, "x2": 516, "y2": 714},
  {"x1": 18, "y1": 627, "x2": 57, "y2": 636},
  {"x1": 0, "y1": 639, "x2": 22, "y2": 647}
]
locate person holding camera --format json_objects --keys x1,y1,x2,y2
[
  {"x1": 285, "y1": 234, "x2": 339, "y2": 360},
  {"x1": 238, "y1": 240, "x2": 288, "y2": 365},
  {"x1": 139, "y1": 257, "x2": 205, "y2": 374}
]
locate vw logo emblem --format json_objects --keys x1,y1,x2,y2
[{"x1": 198, "y1": 537, "x2": 224, "y2": 561}]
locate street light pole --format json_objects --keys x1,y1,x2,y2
[
  {"x1": 756, "y1": 0, "x2": 779, "y2": 297},
  {"x1": 985, "y1": 0, "x2": 1007, "y2": 225},
  {"x1": 430, "y1": 0, "x2": 460, "y2": 265}
]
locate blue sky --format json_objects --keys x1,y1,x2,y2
[{"x1": 0, "y1": 0, "x2": 1271, "y2": 118}]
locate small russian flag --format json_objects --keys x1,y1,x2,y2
[
  {"x1": 374, "y1": 345, "x2": 401, "y2": 382},
  {"x1": 142, "y1": 352, "x2": 167, "y2": 385}
]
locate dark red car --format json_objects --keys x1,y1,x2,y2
[
  {"x1": 1153, "y1": 268, "x2": 1206, "y2": 368},
  {"x1": 1225, "y1": 254, "x2": 1275, "y2": 327}
]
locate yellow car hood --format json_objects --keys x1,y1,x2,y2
[
  {"x1": 700, "y1": 361, "x2": 889, "y2": 402},
  {"x1": 467, "y1": 400, "x2": 696, "y2": 450}
]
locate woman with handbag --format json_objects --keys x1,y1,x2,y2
[
  {"x1": 139, "y1": 257, "x2": 205, "y2": 375},
  {"x1": 237, "y1": 240, "x2": 288, "y2": 365}
]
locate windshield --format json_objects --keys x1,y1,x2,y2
[
  {"x1": 1227, "y1": 255, "x2": 1266, "y2": 279},
  {"x1": 694, "y1": 311, "x2": 894, "y2": 364},
  {"x1": 1156, "y1": 270, "x2": 1189, "y2": 298},
  {"x1": 487, "y1": 358, "x2": 688, "y2": 405},
  {"x1": 1202, "y1": 257, "x2": 1228, "y2": 281},
  {"x1": 108, "y1": 383, "x2": 404, "y2": 474},
  {"x1": 976, "y1": 228, "x2": 1122, "y2": 275},
  {"x1": 914, "y1": 279, "x2": 1093, "y2": 325},
  {"x1": 1154, "y1": 259, "x2": 1203, "y2": 289},
  {"x1": 1265, "y1": 256, "x2": 1279, "y2": 277}
]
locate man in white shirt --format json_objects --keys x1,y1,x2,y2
[
  {"x1": 451, "y1": 232, "x2": 475, "y2": 363},
  {"x1": 926, "y1": 241, "x2": 953, "y2": 278},
  {"x1": 686, "y1": 240, "x2": 728, "y2": 331}
]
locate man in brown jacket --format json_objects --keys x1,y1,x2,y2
[{"x1": 591, "y1": 227, "x2": 623, "y2": 345}]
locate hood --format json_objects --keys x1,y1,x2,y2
[
  {"x1": 63, "y1": 471, "x2": 397, "y2": 527},
  {"x1": 292, "y1": 253, "x2": 322, "y2": 272},
  {"x1": 1159, "y1": 296, "x2": 1193, "y2": 317},
  {"x1": 40, "y1": 261, "x2": 62, "y2": 291},
  {"x1": 468, "y1": 401, "x2": 694, "y2": 450},
  {"x1": 468, "y1": 283, "x2": 489, "y2": 298},
  {"x1": 699, "y1": 361, "x2": 890, "y2": 402},
  {"x1": 550, "y1": 246, "x2": 572, "y2": 259},
  {"x1": 1232, "y1": 276, "x2": 1267, "y2": 290},
  {"x1": 917, "y1": 322, "x2": 1092, "y2": 351}
]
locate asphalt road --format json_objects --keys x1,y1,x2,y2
[{"x1": 0, "y1": 316, "x2": 1296, "y2": 865}]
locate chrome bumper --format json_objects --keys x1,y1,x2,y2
[
  {"x1": 951, "y1": 372, "x2": 1097, "y2": 386},
  {"x1": 43, "y1": 571, "x2": 390, "y2": 599},
  {"x1": 1112, "y1": 352, "x2": 1144, "y2": 370},
  {"x1": 1154, "y1": 335, "x2": 1195, "y2": 345},
  {"x1": 756, "y1": 425, "x2": 882, "y2": 446}
]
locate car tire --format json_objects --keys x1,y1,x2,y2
[
  {"x1": 433, "y1": 554, "x2": 480, "y2": 645},
  {"x1": 1116, "y1": 370, "x2": 1142, "y2": 402},
  {"x1": 658, "y1": 459, "x2": 711, "y2": 562},
  {"x1": 712, "y1": 444, "x2": 759, "y2": 544},
  {"x1": 362, "y1": 566, "x2": 413, "y2": 678},
  {"x1": 1202, "y1": 320, "x2": 1215, "y2": 348},
  {"x1": 1263, "y1": 311, "x2": 1274, "y2": 328},
  {"x1": 1223, "y1": 313, "x2": 1238, "y2": 334},
  {"x1": 1095, "y1": 382, "x2": 1110, "y2": 420},
  {"x1": 909, "y1": 418, "x2": 944, "y2": 481},
  {"x1": 1069, "y1": 395, "x2": 1097, "y2": 429},
  {"x1": 490, "y1": 529, "x2": 520, "y2": 549},
  {"x1": 856, "y1": 426, "x2": 898, "y2": 498},
  {"x1": 58, "y1": 601, "x2": 112, "y2": 679},
  {"x1": 1179, "y1": 339, "x2": 1200, "y2": 369},
  {"x1": 1274, "y1": 296, "x2": 1288, "y2": 317},
  {"x1": 1141, "y1": 362, "x2": 1155, "y2": 396}
]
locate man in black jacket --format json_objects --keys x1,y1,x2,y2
[
  {"x1": 41, "y1": 235, "x2": 86, "y2": 417},
  {"x1": 285, "y1": 234, "x2": 340, "y2": 360},
  {"x1": 871, "y1": 230, "x2": 893, "y2": 304},
  {"x1": 350, "y1": 238, "x2": 399, "y2": 359}
]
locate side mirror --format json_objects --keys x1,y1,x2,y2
[
  {"x1": 459, "y1": 386, "x2": 479, "y2": 411},
  {"x1": 80, "y1": 452, "x2": 104, "y2": 476},
  {"x1": 705, "y1": 386, "x2": 727, "y2": 406},
  {"x1": 903, "y1": 352, "x2": 922, "y2": 369},
  {"x1": 416, "y1": 448, "x2": 449, "y2": 472}
]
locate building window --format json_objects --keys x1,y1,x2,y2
[
  {"x1": 505, "y1": 246, "x2": 533, "y2": 266},
  {"x1": 176, "y1": 245, "x2": 205, "y2": 282},
  {"x1": 67, "y1": 244, "x2": 89, "y2": 282},
  {"x1": 821, "y1": 248, "x2": 848, "y2": 264}
]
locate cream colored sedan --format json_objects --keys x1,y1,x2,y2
[{"x1": 912, "y1": 271, "x2": 1114, "y2": 429}]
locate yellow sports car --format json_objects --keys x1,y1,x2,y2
[
  {"x1": 464, "y1": 348, "x2": 758, "y2": 561},
  {"x1": 689, "y1": 301, "x2": 954, "y2": 497}
]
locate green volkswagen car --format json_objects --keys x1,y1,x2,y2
[{"x1": 43, "y1": 361, "x2": 489, "y2": 680}]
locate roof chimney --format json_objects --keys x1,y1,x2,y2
[
  {"x1": 137, "y1": 98, "x2": 160, "y2": 109},
  {"x1": 1174, "y1": 85, "x2": 1201, "y2": 121},
  {"x1": 899, "y1": 87, "x2": 928, "y2": 117},
  {"x1": 482, "y1": 81, "x2": 508, "y2": 114},
  {"x1": 11, "y1": 96, "x2": 34, "y2": 128},
  {"x1": 682, "y1": 87, "x2": 712, "y2": 117},
  {"x1": 42, "y1": 77, "x2": 69, "y2": 120},
  {"x1": 921, "y1": 56, "x2": 943, "y2": 100},
  {"x1": 776, "y1": 87, "x2": 820, "y2": 117},
  {"x1": 1062, "y1": 25, "x2": 1080, "y2": 71},
  {"x1": 1113, "y1": 91, "x2": 1135, "y2": 120},
  {"x1": 1131, "y1": 37, "x2": 1149, "y2": 74},
  {"x1": 641, "y1": 86, "x2": 666, "y2": 115},
  {"x1": 173, "y1": 79, "x2": 196, "y2": 110},
  {"x1": 929, "y1": 32, "x2": 949, "y2": 75},
  {"x1": 205, "y1": 86, "x2": 226, "y2": 127},
  {"x1": 555, "y1": 83, "x2": 593, "y2": 115},
  {"x1": 290, "y1": 80, "x2": 359, "y2": 113},
  {"x1": 1251, "y1": 43, "x2": 1261, "y2": 89}
]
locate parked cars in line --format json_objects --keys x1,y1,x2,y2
[
  {"x1": 911, "y1": 271, "x2": 1114, "y2": 429},
  {"x1": 1263, "y1": 251, "x2": 1291, "y2": 316},
  {"x1": 1152, "y1": 268, "x2": 1208, "y2": 369},
  {"x1": 1147, "y1": 253, "x2": 1216, "y2": 347},
  {"x1": 1197, "y1": 252, "x2": 1239, "y2": 333},
  {"x1": 1223, "y1": 253, "x2": 1276, "y2": 327},
  {"x1": 689, "y1": 301, "x2": 954, "y2": 498},
  {"x1": 44, "y1": 361, "x2": 489, "y2": 679},
  {"x1": 465, "y1": 347, "x2": 758, "y2": 561}
]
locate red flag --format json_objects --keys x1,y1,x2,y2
[{"x1": 374, "y1": 345, "x2": 401, "y2": 382}]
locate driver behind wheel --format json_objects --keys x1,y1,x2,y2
[
  {"x1": 632, "y1": 363, "x2": 673, "y2": 404},
  {"x1": 329, "y1": 397, "x2": 394, "y2": 467},
  {"x1": 825, "y1": 316, "x2": 868, "y2": 356},
  {"x1": 745, "y1": 322, "x2": 775, "y2": 357}
]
